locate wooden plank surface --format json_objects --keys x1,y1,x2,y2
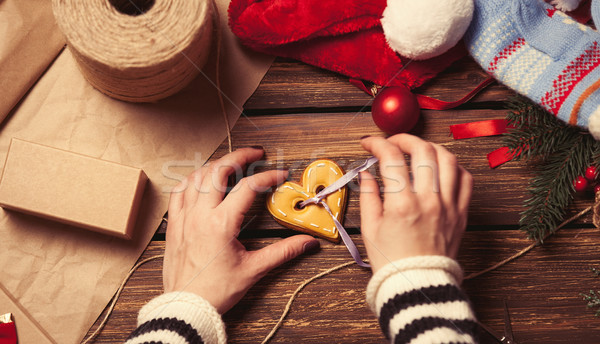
[
  {"x1": 87, "y1": 229, "x2": 600, "y2": 343},
  {"x1": 87, "y1": 56, "x2": 600, "y2": 343},
  {"x1": 244, "y1": 57, "x2": 513, "y2": 111},
  {"x1": 206, "y1": 109, "x2": 534, "y2": 230},
  {"x1": 156, "y1": 108, "x2": 595, "y2": 233}
]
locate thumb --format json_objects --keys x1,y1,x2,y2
[
  {"x1": 248, "y1": 235, "x2": 319, "y2": 278},
  {"x1": 359, "y1": 170, "x2": 382, "y2": 235}
]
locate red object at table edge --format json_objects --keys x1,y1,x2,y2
[{"x1": 0, "y1": 322, "x2": 17, "y2": 344}]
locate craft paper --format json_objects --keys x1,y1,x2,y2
[
  {"x1": 0, "y1": 0, "x2": 274, "y2": 342},
  {"x1": 0, "y1": 0, "x2": 65, "y2": 123}
]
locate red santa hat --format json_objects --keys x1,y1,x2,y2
[{"x1": 228, "y1": 0, "x2": 474, "y2": 89}]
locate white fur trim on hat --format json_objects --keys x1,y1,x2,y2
[
  {"x1": 588, "y1": 105, "x2": 600, "y2": 140},
  {"x1": 381, "y1": 0, "x2": 474, "y2": 60}
]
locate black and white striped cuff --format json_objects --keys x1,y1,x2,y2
[
  {"x1": 366, "y1": 256, "x2": 476, "y2": 343},
  {"x1": 127, "y1": 291, "x2": 227, "y2": 344}
]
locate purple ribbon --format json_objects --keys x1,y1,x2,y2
[{"x1": 300, "y1": 156, "x2": 378, "y2": 268}]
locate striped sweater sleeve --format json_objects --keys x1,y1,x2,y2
[
  {"x1": 366, "y1": 256, "x2": 478, "y2": 344},
  {"x1": 125, "y1": 291, "x2": 227, "y2": 344}
]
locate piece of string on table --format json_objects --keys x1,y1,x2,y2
[
  {"x1": 81, "y1": 254, "x2": 164, "y2": 344},
  {"x1": 81, "y1": 196, "x2": 593, "y2": 343},
  {"x1": 212, "y1": 0, "x2": 232, "y2": 153}
]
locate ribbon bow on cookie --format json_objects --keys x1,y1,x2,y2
[{"x1": 267, "y1": 157, "x2": 378, "y2": 267}]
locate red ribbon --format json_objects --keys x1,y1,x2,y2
[
  {"x1": 450, "y1": 119, "x2": 508, "y2": 139},
  {"x1": 417, "y1": 77, "x2": 495, "y2": 110},
  {"x1": 449, "y1": 119, "x2": 519, "y2": 168},
  {"x1": 350, "y1": 76, "x2": 495, "y2": 111},
  {"x1": 449, "y1": 119, "x2": 517, "y2": 168},
  {"x1": 487, "y1": 147, "x2": 519, "y2": 169}
]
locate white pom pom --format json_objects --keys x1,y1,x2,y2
[
  {"x1": 588, "y1": 106, "x2": 600, "y2": 140},
  {"x1": 381, "y1": 0, "x2": 474, "y2": 60}
]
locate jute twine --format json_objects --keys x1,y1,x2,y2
[{"x1": 52, "y1": 0, "x2": 213, "y2": 102}]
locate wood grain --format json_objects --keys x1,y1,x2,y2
[
  {"x1": 88, "y1": 229, "x2": 600, "y2": 343},
  {"x1": 244, "y1": 57, "x2": 513, "y2": 111},
  {"x1": 156, "y1": 108, "x2": 596, "y2": 234}
]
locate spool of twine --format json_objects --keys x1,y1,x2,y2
[{"x1": 52, "y1": 0, "x2": 213, "y2": 102}]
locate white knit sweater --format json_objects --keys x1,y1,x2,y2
[{"x1": 126, "y1": 256, "x2": 477, "y2": 344}]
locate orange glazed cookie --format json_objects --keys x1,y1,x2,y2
[{"x1": 266, "y1": 159, "x2": 347, "y2": 243}]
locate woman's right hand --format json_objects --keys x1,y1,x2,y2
[{"x1": 358, "y1": 134, "x2": 473, "y2": 273}]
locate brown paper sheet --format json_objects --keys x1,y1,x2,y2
[
  {"x1": 0, "y1": 0, "x2": 274, "y2": 342},
  {"x1": 0, "y1": 0, "x2": 65, "y2": 123}
]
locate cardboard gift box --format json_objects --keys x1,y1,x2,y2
[{"x1": 0, "y1": 138, "x2": 147, "y2": 239}]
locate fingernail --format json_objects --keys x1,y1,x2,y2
[
  {"x1": 279, "y1": 169, "x2": 289, "y2": 180},
  {"x1": 250, "y1": 145, "x2": 264, "y2": 150},
  {"x1": 303, "y1": 240, "x2": 320, "y2": 254},
  {"x1": 360, "y1": 135, "x2": 371, "y2": 140}
]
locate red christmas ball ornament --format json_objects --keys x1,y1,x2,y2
[
  {"x1": 573, "y1": 175, "x2": 589, "y2": 192},
  {"x1": 585, "y1": 166, "x2": 598, "y2": 181},
  {"x1": 371, "y1": 86, "x2": 420, "y2": 135}
]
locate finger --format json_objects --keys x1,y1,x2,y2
[
  {"x1": 456, "y1": 166, "x2": 473, "y2": 217},
  {"x1": 164, "y1": 220, "x2": 182, "y2": 250},
  {"x1": 359, "y1": 171, "x2": 383, "y2": 235},
  {"x1": 166, "y1": 178, "x2": 191, "y2": 246},
  {"x1": 361, "y1": 136, "x2": 412, "y2": 201},
  {"x1": 386, "y1": 134, "x2": 439, "y2": 194},
  {"x1": 183, "y1": 165, "x2": 208, "y2": 208},
  {"x1": 431, "y1": 143, "x2": 460, "y2": 207},
  {"x1": 168, "y1": 180, "x2": 187, "y2": 215},
  {"x1": 221, "y1": 169, "x2": 288, "y2": 218},
  {"x1": 200, "y1": 147, "x2": 265, "y2": 207},
  {"x1": 447, "y1": 166, "x2": 472, "y2": 257},
  {"x1": 247, "y1": 235, "x2": 319, "y2": 279}
]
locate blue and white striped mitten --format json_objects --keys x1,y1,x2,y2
[{"x1": 464, "y1": 0, "x2": 600, "y2": 139}]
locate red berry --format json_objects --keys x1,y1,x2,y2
[
  {"x1": 585, "y1": 166, "x2": 598, "y2": 180},
  {"x1": 574, "y1": 176, "x2": 589, "y2": 192},
  {"x1": 371, "y1": 86, "x2": 420, "y2": 135},
  {"x1": 594, "y1": 184, "x2": 600, "y2": 194}
]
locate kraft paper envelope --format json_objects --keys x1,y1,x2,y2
[{"x1": 0, "y1": 0, "x2": 274, "y2": 342}]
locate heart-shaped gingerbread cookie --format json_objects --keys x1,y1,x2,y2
[{"x1": 267, "y1": 159, "x2": 347, "y2": 243}]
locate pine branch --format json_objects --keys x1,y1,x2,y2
[
  {"x1": 581, "y1": 290, "x2": 600, "y2": 317},
  {"x1": 502, "y1": 97, "x2": 598, "y2": 241},
  {"x1": 582, "y1": 268, "x2": 600, "y2": 317},
  {"x1": 504, "y1": 96, "x2": 581, "y2": 161},
  {"x1": 520, "y1": 134, "x2": 594, "y2": 241}
]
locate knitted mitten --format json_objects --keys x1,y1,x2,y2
[
  {"x1": 592, "y1": 0, "x2": 600, "y2": 22},
  {"x1": 464, "y1": 0, "x2": 600, "y2": 139}
]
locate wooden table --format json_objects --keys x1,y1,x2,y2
[{"x1": 87, "y1": 57, "x2": 600, "y2": 343}]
